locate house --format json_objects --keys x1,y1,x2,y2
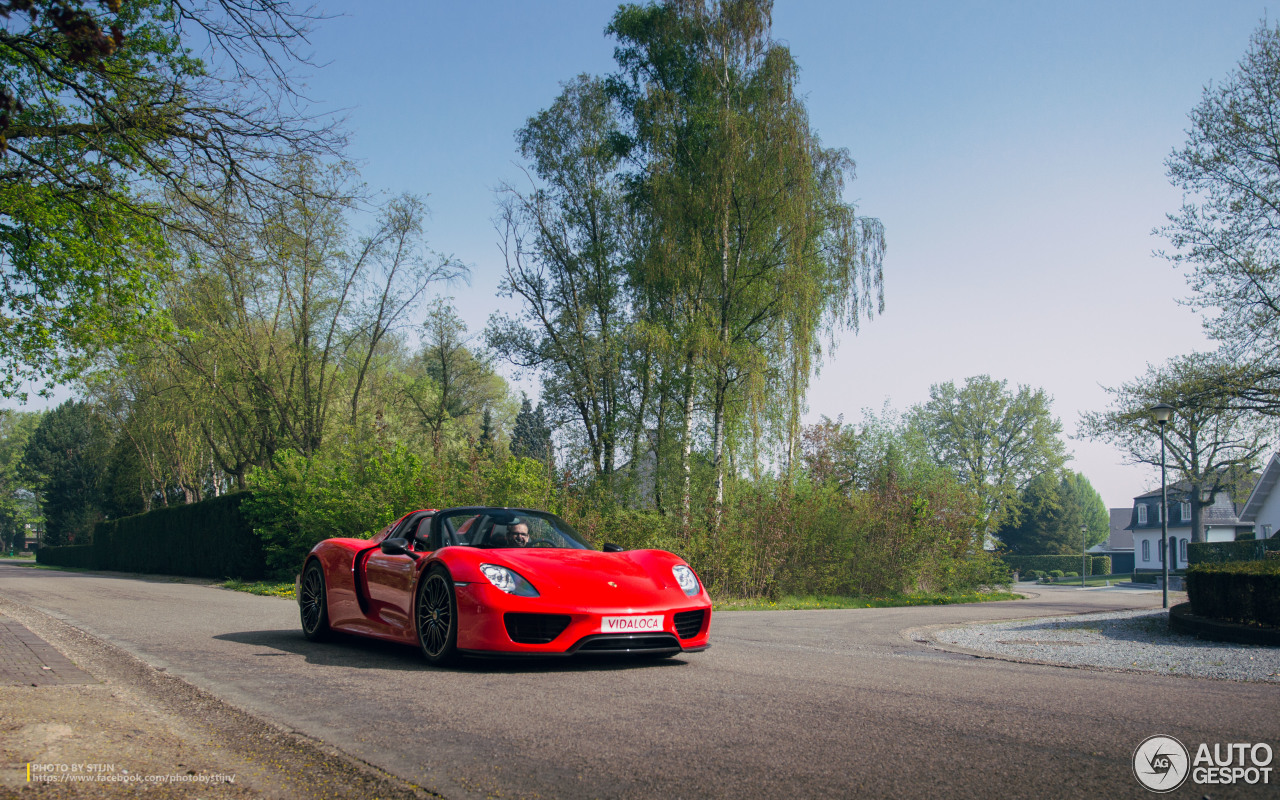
[
  {"x1": 1126, "y1": 482, "x2": 1254, "y2": 571},
  {"x1": 1087, "y1": 508, "x2": 1136, "y2": 574},
  {"x1": 1240, "y1": 453, "x2": 1280, "y2": 540}
]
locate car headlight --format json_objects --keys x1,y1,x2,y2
[
  {"x1": 672, "y1": 565, "x2": 700, "y2": 596},
  {"x1": 479, "y1": 564, "x2": 539, "y2": 597}
]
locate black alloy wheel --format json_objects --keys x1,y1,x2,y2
[
  {"x1": 300, "y1": 561, "x2": 331, "y2": 641},
  {"x1": 417, "y1": 567, "x2": 458, "y2": 665}
]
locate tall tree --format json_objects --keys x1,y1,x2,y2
[
  {"x1": 609, "y1": 0, "x2": 885, "y2": 525},
  {"x1": 511, "y1": 395, "x2": 554, "y2": 468},
  {"x1": 0, "y1": 410, "x2": 42, "y2": 551},
  {"x1": 408, "y1": 302, "x2": 503, "y2": 458},
  {"x1": 996, "y1": 471, "x2": 1107, "y2": 555},
  {"x1": 0, "y1": 0, "x2": 341, "y2": 396},
  {"x1": 489, "y1": 75, "x2": 634, "y2": 481},
  {"x1": 21, "y1": 400, "x2": 112, "y2": 545},
  {"x1": 132, "y1": 158, "x2": 463, "y2": 484},
  {"x1": 910, "y1": 375, "x2": 1069, "y2": 533},
  {"x1": 1157, "y1": 20, "x2": 1280, "y2": 418},
  {"x1": 1080, "y1": 352, "x2": 1268, "y2": 542}
]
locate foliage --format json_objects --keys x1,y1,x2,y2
[
  {"x1": 1080, "y1": 352, "x2": 1268, "y2": 542},
  {"x1": 20, "y1": 400, "x2": 111, "y2": 545},
  {"x1": 242, "y1": 442, "x2": 559, "y2": 578},
  {"x1": 490, "y1": 74, "x2": 634, "y2": 480},
  {"x1": 1160, "y1": 21, "x2": 1280, "y2": 415},
  {"x1": 1187, "y1": 537, "x2": 1280, "y2": 565},
  {"x1": 407, "y1": 302, "x2": 504, "y2": 458},
  {"x1": 608, "y1": 0, "x2": 885, "y2": 519},
  {"x1": 36, "y1": 492, "x2": 263, "y2": 579},
  {"x1": 1186, "y1": 558, "x2": 1280, "y2": 626},
  {"x1": 996, "y1": 471, "x2": 1109, "y2": 555},
  {"x1": 218, "y1": 579, "x2": 295, "y2": 598},
  {"x1": 510, "y1": 396, "x2": 553, "y2": 467},
  {"x1": 712, "y1": 589, "x2": 1021, "y2": 611},
  {"x1": 910, "y1": 375, "x2": 1068, "y2": 533},
  {"x1": 1002, "y1": 554, "x2": 1112, "y2": 577},
  {"x1": 0, "y1": 409, "x2": 42, "y2": 550},
  {"x1": 0, "y1": 0, "x2": 341, "y2": 396}
]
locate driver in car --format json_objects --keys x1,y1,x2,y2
[{"x1": 508, "y1": 520, "x2": 531, "y2": 547}]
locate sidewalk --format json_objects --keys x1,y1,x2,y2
[{"x1": 0, "y1": 605, "x2": 425, "y2": 799}]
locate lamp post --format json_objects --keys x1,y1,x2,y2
[
  {"x1": 1081, "y1": 524, "x2": 1088, "y2": 588},
  {"x1": 1151, "y1": 402, "x2": 1176, "y2": 609}
]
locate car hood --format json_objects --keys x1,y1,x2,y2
[{"x1": 487, "y1": 548, "x2": 686, "y2": 602}]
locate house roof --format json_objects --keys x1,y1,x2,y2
[
  {"x1": 1124, "y1": 481, "x2": 1251, "y2": 531},
  {"x1": 1241, "y1": 453, "x2": 1280, "y2": 523},
  {"x1": 1107, "y1": 508, "x2": 1133, "y2": 549}
]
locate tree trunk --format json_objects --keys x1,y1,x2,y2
[{"x1": 681, "y1": 359, "x2": 695, "y2": 531}]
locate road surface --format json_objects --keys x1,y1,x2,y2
[{"x1": 1, "y1": 562, "x2": 1275, "y2": 799}]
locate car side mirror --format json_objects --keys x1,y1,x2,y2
[
  {"x1": 380, "y1": 537, "x2": 419, "y2": 559},
  {"x1": 603, "y1": 543, "x2": 624, "y2": 553}
]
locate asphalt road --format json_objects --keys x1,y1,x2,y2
[{"x1": 1, "y1": 562, "x2": 1276, "y2": 800}]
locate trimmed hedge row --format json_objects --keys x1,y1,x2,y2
[
  {"x1": 34, "y1": 544, "x2": 96, "y2": 570},
  {"x1": 34, "y1": 493, "x2": 266, "y2": 580},
  {"x1": 1187, "y1": 538, "x2": 1280, "y2": 565},
  {"x1": 1186, "y1": 559, "x2": 1280, "y2": 627},
  {"x1": 1002, "y1": 555, "x2": 1111, "y2": 577}
]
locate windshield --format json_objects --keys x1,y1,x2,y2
[{"x1": 436, "y1": 509, "x2": 591, "y2": 550}]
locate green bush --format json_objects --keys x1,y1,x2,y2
[
  {"x1": 1187, "y1": 538, "x2": 1280, "y2": 565},
  {"x1": 1049, "y1": 570, "x2": 1064, "y2": 578},
  {"x1": 35, "y1": 494, "x2": 263, "y2": 579},
  {"x1": 1064, "y1": 572, "x2": 1078, "y2": 578},
  {"x1": 1002, "y1": 554, "x2": 1111, "y2": 576},
  {"x1": 1186, "y1": 559, "x2": 1280, "y2": 626},
  {"x1": 35, "y1": 544, "x2": 97, "y2": 569}
]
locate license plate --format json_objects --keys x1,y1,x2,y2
[{"x1": 601, "y1": 615, "x2": 664, "y2": 633}]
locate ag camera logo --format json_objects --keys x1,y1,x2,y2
[{"x1": 1133, "y1": 735, "x2": 1189, "y2": 793}]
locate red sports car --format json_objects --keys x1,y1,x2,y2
[{"x1": 296, "y1": 506, "x2": 712, "y2": 664}]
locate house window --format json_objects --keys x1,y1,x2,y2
[
  {"x1": 1142, "y1": 540, "x2": 1150, "y2": 562},
  {"x1": 1138, "y1": 505, "x2": 1148, "y2": 525},
  {"x1": 1180, "y1": 539, "x2": 1187, "y2": 563},
  {"x1": 1180, "y1": 501, "x2": 1191, "y2": 521}
]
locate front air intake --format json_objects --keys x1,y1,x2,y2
[{"x1": 504, "y1": 613, "x2": 571, "y2": 644}]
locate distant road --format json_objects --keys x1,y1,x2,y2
[{"x1": 1, "y1": 563, "x2": 1274, "y2": 799}]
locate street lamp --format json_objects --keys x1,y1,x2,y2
[
  {"x1": 1151, "y1": 402, "x2": 1176, "y2": 609},
  {"x1": 1081, "y1": 524, "x2": 1088, "y2": 588}
]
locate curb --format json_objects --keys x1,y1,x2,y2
[{"x1": 1168, "y1": 602, "x2": 1280, "y2": 647}]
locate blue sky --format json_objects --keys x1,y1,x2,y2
[
  {"x1": 297, "y1": 2, "x2": 1275, "y2": 507},
  {"x1": 24, "y1": 2, "x2": 1274, "y2": 510}
]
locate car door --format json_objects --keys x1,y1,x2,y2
[{"x1": 363, "y1": 514, "x2": 427, "y2": 633}]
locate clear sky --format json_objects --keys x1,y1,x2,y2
[{"x1": 23, "y1": 2, "x2": 1277, "y2": 511}]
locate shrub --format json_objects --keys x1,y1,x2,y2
[
  {"x1": 35, "y1": 494, "x2": 263, "y2": 579},
  {"x1": 1064, "y1": 572, "x2": 1078, "y2": 578},
  {"x1": 35, "y1": 544, "x2": 97, "y2": 569},
  {"x1": 1049, "y1": 570, "x2": 1064, "y2": 578},
  {"x1": 1186, "y1": 559, "x2": 1280, "y2": 626},
  {"x1": 1188, "y1": 538, "x2": 1280, "y2": 565},
  {"x1": 1002, "y1": 555, "x2": 1110, "y2": 576}
]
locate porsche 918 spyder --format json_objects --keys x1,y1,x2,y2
[{"x1": 296, "y1": 507, "x2": 712, "y2": 663}]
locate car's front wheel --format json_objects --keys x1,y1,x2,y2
[
  {"x1": 299, "y1": 560, "x2": 331, "y2": 642},
  {"x1": 416, "y1": 566, "x2": 458, "y2": 665}
]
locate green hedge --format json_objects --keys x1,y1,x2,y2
[
  {"x1": 1003, "y1": 555, "x2": 1111, "y2": 577},
  {"x1": 35, "y1": 544, "x2": 97, "y2": 569},
  {"x1": 1186, "y1": 559, "x2": 1280, "y2": 627},
  {"x1": 35, "y1": 493, "x2": 265, "y2": 580},
  {"x1": 1187, "y1": 538, "x2": 1280, "y2": 565}
]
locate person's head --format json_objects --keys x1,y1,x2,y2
[{"x1": 509, "y1": 520, "x2": 530, "y2": 546}]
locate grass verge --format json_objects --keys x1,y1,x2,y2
[
  {"x1": 713, "y1": 589, "x2": 1022, "y2": 611},
  {"x1": 217, "y1": 579, "x2": 296, "y2": 598},
  {"x1": 211, "y1": 580, "x2": 1021, "y2": 609}
]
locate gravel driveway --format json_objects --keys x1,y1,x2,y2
[{"x1": 932, "y1": 607, "x2": 1280, "y2": 682}]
